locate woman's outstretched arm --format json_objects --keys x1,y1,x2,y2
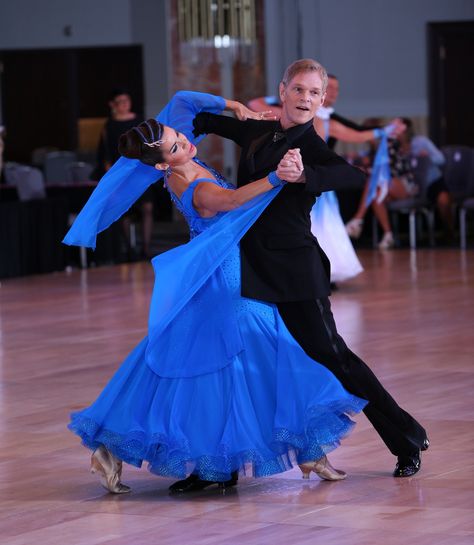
[{"x1": 192, "y1": 171, "x2": 284, "y2": 215}]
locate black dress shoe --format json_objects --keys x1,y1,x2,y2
[
  {"x1": 169, "y1": 472, "x2": 238, "y2": 493},
  {"x1": 421, "y1": 438, "x2": 430, "y2": 451},
  {"x1": 393, "y1": 437, "x2": 429, "y2": 477},
  {"x1": 393, "y1": 453, "x2": 421, "y2": 477}
]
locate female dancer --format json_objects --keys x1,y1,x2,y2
[{"x1": 65, "y1": 91, "x2": 366, "y2": 493}]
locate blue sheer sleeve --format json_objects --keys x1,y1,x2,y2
[{"x1": 62, "y1": 91, "x2": 226, "y2": 249}]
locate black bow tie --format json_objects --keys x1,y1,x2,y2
[{"x1": 272, "y1": 131, "x2": 286, "y2": 143}]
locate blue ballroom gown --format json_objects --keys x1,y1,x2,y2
[{"x1": 68, "y1": 92, "x2": 366, "y2": 482}]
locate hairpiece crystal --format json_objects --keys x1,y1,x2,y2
[{"x1": 144, "y1": 140, "x2": 164, "y2": 148}]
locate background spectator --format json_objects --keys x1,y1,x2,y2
[{"x1": 96, "y1": 89, "x2": 157, "y2": 260}]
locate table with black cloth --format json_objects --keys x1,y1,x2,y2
[{"x1": 0, "y1": 183, "x2": 122, "y2": 279}]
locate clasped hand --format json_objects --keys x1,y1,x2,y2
[{"x1": 276, "y1": 149, "x2": 305, "y2": 183}]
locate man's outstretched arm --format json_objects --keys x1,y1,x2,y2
[{"x1": 193, "y1": 112, "x2": 273, "y2": 148}]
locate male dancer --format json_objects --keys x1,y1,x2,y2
[
  {"x1": 170, "y1": 59, "x2": 428, "y2": 492},
  {"x1": 247, "y1": 73, "x2": 379, "y2": 152}
]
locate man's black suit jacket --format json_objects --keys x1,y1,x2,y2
[{"x1": 193, "y1": 113, "x2": 365, "y2": 303}]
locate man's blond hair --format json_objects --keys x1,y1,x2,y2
[{"x1": 281, "y1": 58, "x2": 328, "y2": 93}]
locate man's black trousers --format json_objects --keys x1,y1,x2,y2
[{"x1": 277, "y1": 297, "x2": 427, "y2": 457}]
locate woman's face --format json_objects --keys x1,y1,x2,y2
[
  {"x1": 110, "y1": 94, "x2": 132, "y2": 116},
  {"x1": 157, "y1": 125, "x2": 197, "y2": 167}
]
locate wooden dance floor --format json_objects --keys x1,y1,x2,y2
[{"x1": 1, "y1": 248, "x2": 473, "y2": 545}]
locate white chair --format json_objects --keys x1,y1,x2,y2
[
  {"x1": 68, "y1": 161, "x2": 94, "y2": 183},
  {"x1": 4, "y1": 163, "x2": 46, "y2": 201},
  {"x1": 44, "y1": 151, "x2": 77, "y2": 184}
]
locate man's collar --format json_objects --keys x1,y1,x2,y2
[{"x1": 278, "y1": 119, "x2": 313, "y2": 144}]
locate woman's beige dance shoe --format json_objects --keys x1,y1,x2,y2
[
  {"x1": 298, "y1": 455, "x2": 347, "y2": 481},
  {"x1": 90, "y1": 445, "x2": 131, "y2": 494}
]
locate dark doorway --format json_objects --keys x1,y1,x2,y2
[
  {"x1": 0, "y1": 45, "x2": 143, "y2": 163},
  {"x1": 1, "y1": 49, "x2": 78, "y2": 162},
  {"x1": 428, "y1": 21, "x2": 474, "y2": 147},
  {"x1": 77, "y1": 46, "x2": 144, "y2": 119}
]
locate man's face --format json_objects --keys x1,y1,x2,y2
[
  {"x1": 279, "y1": 71, "x2": 326, "y2": 129},
  {"x1": 324, "y1": 77, "x2": 339, "y2": 107}
]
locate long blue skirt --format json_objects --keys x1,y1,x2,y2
[{"x1": 69, "y1": 247, "x2": 366, "y2": 481}]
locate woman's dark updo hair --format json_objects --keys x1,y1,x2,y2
[{"x1": 118, "y1": 119, "x2": 166, "y2": 166}]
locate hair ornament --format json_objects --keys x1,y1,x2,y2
[
  {"x1": 144, "y1": 139, "x2": 164, "y2": 148},
  {"x1": 143, "y1": 121, "x2": 164, "y2": 148}
]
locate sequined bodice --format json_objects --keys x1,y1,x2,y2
[
  {"x1": 164, "y1": 158, "x2": 235, "y2": 238},
  {"x1": 164, "y1": 157, "x2": 276, "y2": 322}
]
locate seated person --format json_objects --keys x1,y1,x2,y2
[
  {"x1": 346, "y1": 118, "x2": 418, "y2": 249},
  {"x1": 400, "y1": 118, "x2": 454, "y2": 239}
]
